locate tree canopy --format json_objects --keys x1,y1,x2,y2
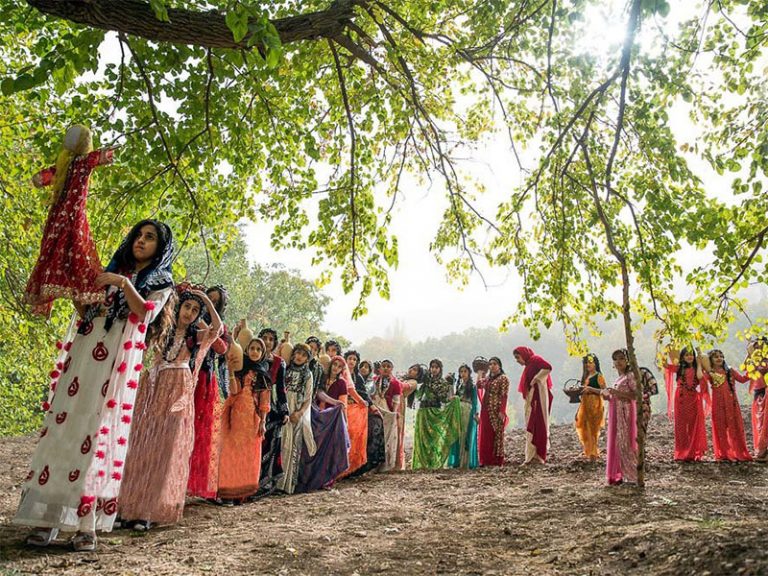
[{"x1": 1, "y1": 0, "x2": 768, "y2": 439}]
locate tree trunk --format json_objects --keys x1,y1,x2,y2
[
  {"x1": 617, "y1": 260, "x2": 645, "y2": 488},
  {"x1": 27, "y1": 0, "x2": 357, "y2": 49}
]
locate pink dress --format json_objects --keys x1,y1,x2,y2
[
  {"x1": 24, "y1": 149, "x2": 113, "y2": 316},
  {"x1": 605, "y1": 373, "x2": 637, "y2": 485},
  {"x1": 119, "y1": 325, "x2": 221, "y2": 524}
]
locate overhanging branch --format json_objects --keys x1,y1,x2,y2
[{"x1": 28, "y1": 0, "x2": 357, "y2": 49}]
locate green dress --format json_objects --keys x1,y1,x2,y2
[{"x1": 412, "y1": 376, "x2": 461, "y2": 470}]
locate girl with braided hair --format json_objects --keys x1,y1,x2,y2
[
  {"x1": 412, "y1": 359, "x2": 461, "y2": 470},
  {"x1": 703, "y1": 350, "x2": 751, "y2": 462},
  {"x1": 14, "y1": 219, "x2": 175, "y2": 552},
  {"x1": 447, "y1": 363, "x2": 480, "y2": 469},
  {"x1": 397, "y1": 363, "x2": 424, "y2": 469},
  {"x1": 671, "y1": 347, "x2": 708, "y2": 461},
  {"x1": 574, "y1": 353, "x2": 606, "y2": 461},
  {"x1": 118, "y1": 287, "x2": 222, "y2": 530},
  {"x1": 479, "y1": 357, "x2": 511, "y2": 466}
]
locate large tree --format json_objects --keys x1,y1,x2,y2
[{"x1": 1, "y1": 0, "x2": 767, "y2": 453}]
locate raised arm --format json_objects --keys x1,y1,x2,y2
[
  {"x1": 86, "y1": 148, "x2": 115, "y2": 168},
  {"x1": 31, "y1": 166, "x2": 56, "y2": 188}
]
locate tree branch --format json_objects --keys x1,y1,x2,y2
[{"x1": 28, "y1": 0, "x2": 357, "y2": 49}]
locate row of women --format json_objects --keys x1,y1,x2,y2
[
  {"x1": 572, "y1": 344, "x2": 768, "y2": 487},
  {"x1": 10, "y1": 217, "x2": 559, "y2": 553}
]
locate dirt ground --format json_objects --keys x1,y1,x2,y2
[{"x1": 2, "y1": 409, "x2": 768, "y2": 576}]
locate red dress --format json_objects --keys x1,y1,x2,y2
[
  {"x1": 673, "y1": 367, "x2": 708, "y2": 461},
  {"x1": 707, "y1": 369, "x2": 751, "y2": 462},
  {"x1": 187, "y1": 332, "x2": 229, "y2": 498},
  {"x1": 24, "y1": 149, "x2": 113, "y2": 316},
  {"x1": 478, "y1": 374, "x2": 510, "y2": 466}
]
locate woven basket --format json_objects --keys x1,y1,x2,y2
[{"x1": 563, "y1": 378, "x2": 582, "y2": 404}]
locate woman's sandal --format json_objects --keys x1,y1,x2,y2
[
  {"x1": 71, "y1": 531, "x2": 97, "y2": 552},
  {"x1": 25, "y1": 527, "x2": 59, "y2": 548}
]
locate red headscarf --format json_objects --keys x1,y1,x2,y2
[{"x1": 514, "y1": 346, "x2": 553, "y2": 397}]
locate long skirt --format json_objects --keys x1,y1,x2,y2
[
  {"x1": 606, "y1": 397, "x2": 637, "y2": 484},
  {"x1": 338, "y1": 403, "x2": 369, "y2": 479},
  {"x1": 119, "y1": 365, "x2": 195, "y2": 525},
  {"x1": 397, "y1": 402, "x2": 408, "y2": 470},
  {"x1": 350, "y1": 411, "x2": 385, "y2": 477},
  {"x1": 752, "y1": 390, "x2": 768, "y2": 454},
  {"x1": 574, "y1": 394, "x2": 604, "y2": 458},
  {"x1": 297, "y1": 405, "x2": 349, "y2": 492},
  {"x1": 217, "y1": 391, "x2": 263, "y2": 500},
  {"x1": 673, "y1": 386, "x2": 707, "y2": 461},
  {"x1": 412, "y1": 399, "x2": 461, "y2": 470},
  {"x1": 524, "y1": 381, "x2": 552, "y2": 464},
  {"x1": 13, "y1": 314, "x2": 149, "y2": 533},
  {"x1": 447, "y1": 401, "x2": 479, "y2": 469},
  {"x1": 187, "y1": 369, "x2": 222, "y2": 498},
  {"x1": 711, "y1": 384, "x2": 751, "y2": 461},
  {"x1": 257, "y1": 415, "x2": 285, "y2": 496},
  {"x1": 374, "y1": 402, "x2": 400, "y2": 472},
  {"x1": 278, "y1": 409, "x2": 315, "y2": 495}
]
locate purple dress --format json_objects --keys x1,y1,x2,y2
[{"x1": 296, "y1": 405, "x2": 350, "y2": 492}]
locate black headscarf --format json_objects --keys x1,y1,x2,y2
[
  {"x1": 237, "y1": 337, "x2": 271, "y2": 391},
  {"x1": 80, "y1": 219, "x2": 174, "y2": 334}
]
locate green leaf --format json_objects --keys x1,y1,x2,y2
[
  {"x1": 149, "y1": 0, "x2": 170, "y2": 23},
  {"x1": 225, "y1": 6, "x2": 250, "y2": 43}
]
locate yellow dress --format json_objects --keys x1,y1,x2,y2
[{"x1": 574, "y1": 373, "x2": 605, "y2": 458}]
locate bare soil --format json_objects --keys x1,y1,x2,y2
[{"x1": 2, "y1": 410, "x2": 767, "y2": 575}]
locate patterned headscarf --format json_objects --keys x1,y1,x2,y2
[{"x1": 80, "y1": 219, "x2": 174, "y2": 334}]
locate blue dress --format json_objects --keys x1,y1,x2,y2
[{"x1": 447, "y1": 379, "x2": 480, "y2": 469}]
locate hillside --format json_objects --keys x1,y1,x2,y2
[{"x1": 1, "y1": 409, "x2": 767, "y2": 575}]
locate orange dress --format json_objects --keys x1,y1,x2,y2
[
  {"x1": 574, "y1": 373, "x2": 605, "y2": 458},
  {"x1": 217, "y1": 372, "x2": 270, "y2": 499},
  {"x1": 321, "y1": 376, "x2": 368, "y2": 479}
]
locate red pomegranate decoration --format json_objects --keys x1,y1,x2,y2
[
  {"x1": 55, "y1": 411, "x2": 67, "y2": 424},
  {"x1": 68, "y1": 469, "x2": 80, "y2": 482},
  {"x1": 80, "y1": 435, "x2": 92, "y2": 454},
  {"x1": 38, "y1": 465, "x2": 50, "y2": 486},
  {"x1": 68, "y1": 378, "x2": 80, "y2": 397}
]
